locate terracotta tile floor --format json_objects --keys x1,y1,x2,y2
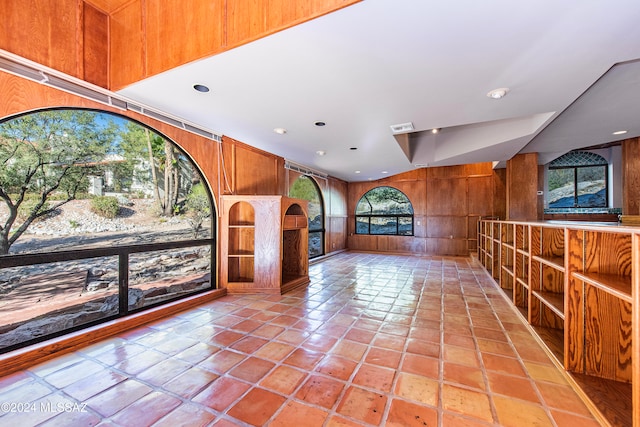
[{"x1": 0, "y1": 253, "x2": 602, "y2": 426}]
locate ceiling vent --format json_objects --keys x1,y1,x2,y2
[{"x1": 390, "y1": 122, "x2": 415, "y2": 134}]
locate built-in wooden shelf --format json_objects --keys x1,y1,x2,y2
[
  {"x1": 532, "y1": 255, "x2": 565, "y2": 271},
  {"x1": 573, "y1": 271, "x2": 632, "y2": 302},
  {"x1": 478, "y1": 220, "x2": 639, "y2": 427},
  {"x1": 221, "y1": 195, "x2": 309, "y2": 294},
  {"x1": 532, "y1": 290, "x2": 565, "y2": 319}
]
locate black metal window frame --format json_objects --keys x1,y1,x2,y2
[
  {"x1": 355, "y1": 214, "x2": 414, "y2": 236},
  {"x1": 0, "y1": 107, "x2": 217, "y2": 354},
  {"x1": 548, "y1": 163, "x2": 608, "y2": 208},
  {"x1": 0, "y1": 237, "x2": 215, "y2": 354}
]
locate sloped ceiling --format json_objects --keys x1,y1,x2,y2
[{"x1": 119, "y1": 0, "x2": 640, "y2": 182}]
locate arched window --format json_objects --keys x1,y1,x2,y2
[
  {"x1": 0, "y1": 108, "x2": 215, "y2": 353},
  {"x1": 355, "y1": 186, "x2": 414, "y2": 235},
  {"x1": 289, "y1": 175, "x2": 325, "y2": 258},
  {"x1": 548, "y1": 151, "x2": 608, "y2": 208}
]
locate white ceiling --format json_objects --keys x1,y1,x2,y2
[{"x1": 119, "y1": 0, "x2": 640, "y2": 182}]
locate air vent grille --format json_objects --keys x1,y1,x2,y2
[
  {"x1": 390, "y1": 122, "x2": 415, "y2": 134},
  {"x1": 284, "y1": 161, "x2": 328, "y2": 180}
]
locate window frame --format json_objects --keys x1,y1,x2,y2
[
  {"x1": 354, "y1": 186, "x2": 414, "y2": 236},
  {"x1": 547, "y1": 151, "x2": 609, "y2": 209},
  {"x1": 288, "y1": 175, "x2": 325, "y2": 259},
  {"x1": 0, "y1": 107, "x2": 216, "y2": 354}
]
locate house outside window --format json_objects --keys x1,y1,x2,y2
[
  {"x1": 547, "y1": 151, "x2": 608, "y2": 208},
  {"x1": 355, "y1": 186, "x2": 414, "y2": 235}
]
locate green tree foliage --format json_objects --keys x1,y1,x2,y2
[
  {"x1": 356, "y1": 186, "x2": 412, "y2": 214},
  {"x1": 118, "y1": 122, "x2": 181, "y2": 216},
  {"x1": 289, "y1": 176, "x2": 320, "y2": 202},
  {"x1": 90, "y1": 196, "x2": 120, "y2": 219},
  {"x1": 0, "y1": 110, "x2": 116, "y2": 254},
  {"x1": 548, "y1": 168, "x2": 574, "y2": 191},
  {"x1": 185, "y1": 183, "x2": 210, "y2": 238}
]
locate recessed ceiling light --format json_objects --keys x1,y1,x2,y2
[
  {"x1": 315, "y1": 121, "x2": 326, "y2": 127},
  {"x1": 613, "y1": 130, "x2": 628, "y2": 135},
  {"x1": 382, "y1": 171, "x2": 388, "y2": 174},
  {"x1": 355, "y1": 170, "x2": 361, "y2": 174},
  {"x1": 193, "y1": 84, "x2": 210, "y2": 93},
  {"x1": 316, "y1": 150, "x2": 326, "y2": 156},
  {"x1": 431, "y1": 128, "x2": 440, "y2": 134},
  {"x1": 273, "y1": 128, "x2": 287, "y2": 135},
  {"x1": 487, "y1": 88, "x2": 509, "y2": 99}
]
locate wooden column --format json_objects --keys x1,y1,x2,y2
[
  {"x1": 622, "y1": 138, "x2": 640, "y2": 215},
  {"x1": 506, "y1": 153, "x2": 540, "y2": 221}
]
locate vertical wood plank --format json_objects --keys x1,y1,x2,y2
[
  {"x1": 145, "y1": 0, "x2": 226, "y2": 77},
  {"x1": 565, "y1": 228, "x2": 584, "y2": 372},
  {"x1": 110, "y1": 1, "x2": 145, "y2": 90},
  {"x1": 622, "y1": 138, "x2": 640, "y2": 215},
  {"x1": 83, "y1": 2, "x2": 109, "y2": 87},
  {"x1": 0, "y1": 0, "x2": 80, "y2": 77}
]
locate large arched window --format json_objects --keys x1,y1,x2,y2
[
  {"x1": 289, "y1": 175, "x2": 325, "y2": 258},
  {"x1": 0, "y1": 108, "x2": 215, "y2": 353},
  {"x1": 548, "y1": 151, "x2": 608, "y2": 208},
  {"x1": 355, "y1": 186, "x2": 414, "y2": 235}
]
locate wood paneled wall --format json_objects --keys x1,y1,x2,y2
[
  {"x1": 0, "y1": 0, "x2": 360, "y2": 91},
  {"x1": 622, "y1": 137, "x2": 640, "y2": 215},
  {"x1": 326, "y1": 177, "x2": 348, "y2": 252},
  {"x1": 112, "y1": 0, "x2": 360, "y2": 89},
  {"x1": 220, "y1": 137, "x2": 285, "y2": 196},
  {"x1": 0, "y1": 0, "x2": 100, "y2": 84},
  {"x1": 347, "y1": 163, "x2": 505, "y2": 256},
  {"x1": 506, "y1": 152, "x2": 541, "y2": 220}
]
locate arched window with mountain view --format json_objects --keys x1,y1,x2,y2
[{"x1": 0, "y1": 108, "x2": 215, "y2": 353}]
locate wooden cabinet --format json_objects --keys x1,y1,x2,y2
[
  {"x1": 220, "y1": 195, "x2": 309, "y2": 294},
  {"x1": 478, "y1": 220, "x2": 639, "y2": 427}
]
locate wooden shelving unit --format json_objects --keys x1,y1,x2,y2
[
  {"x1": 478, "y1": 220, "x2": 639, "y2": 427},
  {"x1": 514, "y1": 223, "x2": 530, "y2": 317},
  {"x1": 529, "y1": 224, "x2": 566, "y2": 362},
  {"x1": 220, "y1": 195, "x2": 309, "y2": 294},
  {"x1": 500, "y1": 222, "x2": 515, "y2": 298}
]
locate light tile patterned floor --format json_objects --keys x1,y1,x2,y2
[{"x1": 0, "y1": 252, "x2": 602, "y2": 426}]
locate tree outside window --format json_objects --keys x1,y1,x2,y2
[
  {"x1": 355, "y1": 186, "x2": 413, "y2": 235},
  {"x1": 289, "y1": 175, "x2": 324, "y2": 258},
  {"x1": 0, "y1": 108, "x2": 215, "y2": 353}
]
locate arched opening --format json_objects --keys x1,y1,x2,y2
[
  {"x1": 289, "y1": 175, "x2": 325, "y2": 258},
  {"x1": 355, "y1": 186, "x2": 414, "y2": 235},
  {"x1": 0, "y1": 108, "x2": 215, "y2": 353}
]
